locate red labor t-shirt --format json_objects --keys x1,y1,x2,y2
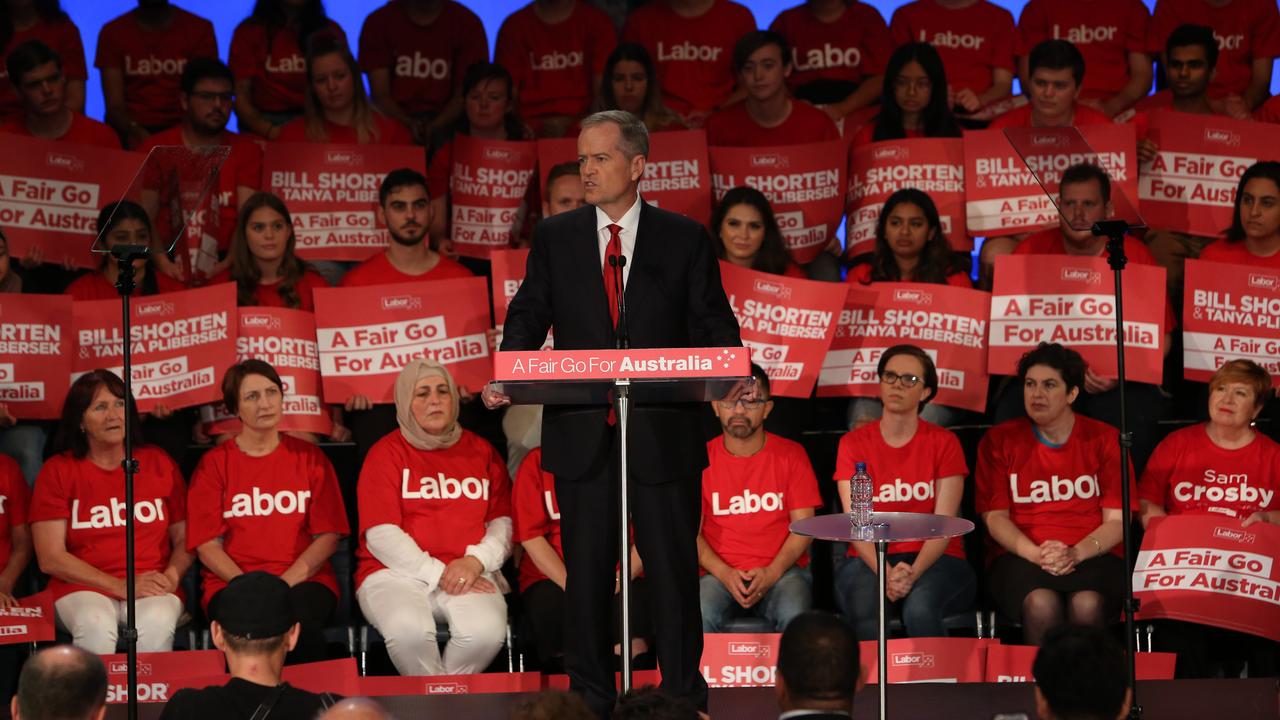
[
  {"x1": 339, "y1": 252, "x2": 472, "y2": 287},
  {"x1": 358, "y1": 0, "x2": 488, "y2": 117},
  {"x1": 1198, "y1": 238, "x2": 1280, "y2": 270},
  {"x1": 275, "y1": 113, "x2": 414, "y2": 145},
  {"x1": 0, "y1": 114, "x2": 120, "y2": 149},
  {"x1": 207, "y1": 269, "x2": 328, "y2": 311},
  {"x1": 64, "y1": 270, "x2": 155, "y2": 301},
  {"x1": 94, "y1": 8, "x2": 218, "y2": 129},
  {"x1": 229, "y1": 20, "x2": 347, "y2": 114},
  {"x1": 512, "y1": 447, "x2": 562, "y2": 592},
  {"x1": 889, "y1": 0, "x2": 1017, "y2": 98},
  {"x1": 1148, "y1": 0, "x2": 1280, "y2": 99},
  {"x1": 700, "y1": 433, "x2": 822, "y2": 572},
  {"x1": 0, "y1": 17, "x2": 87, "y2": 123},
  {"x1": 769, "y1": 2, "x2": 891, "y2": 92},
  {"x1": 705, "y1": 100, "x2": 840, "y2": 147},
  {"x1": 0, "y1": 455, "x2": 28, "y2": 574},
  {"x1": 986, "y1": 102, "x2": 1115, "y2": 129},
  {"x1": 845, "y1": 263, "x2": 972, "y2": 288},
  {"x1": 496, "y1": 1, "x2": 616, "y2": 120},
  {"x1": 1139, "y1": 425, "x2": 1280, "y2": 519},
  {"x1": 1256, "y1": 94, "x2": 1280, "y2": 123},
  {"x1": 356, "y1": 430, "x2": 512, "y2": 588},
  {"x1": 975, "y1": 416, "x2": 1137, "y2": 558},
  {"x1": 187, "y1": 435, "x2": 349, "y2": 609},
  {"x1": 834, "y1": 420, "x2": 969, "y2": 557},
  {"x1": 30, "y1": 447, "x2": 186, "y2": 599},
  {"x1": 1017, "y1": 0, "x2": 1150, "y2": 100},
  {"x1": 622, "y1": 0, "x2": 757, "y2": 117}
]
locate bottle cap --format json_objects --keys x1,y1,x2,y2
[{"x1": 855, "y1": 462, "x2": 867, "y2": 472}]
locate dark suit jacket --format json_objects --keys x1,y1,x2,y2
[{"x1": 500, "y1": 200, "x2": 742, "y2": 481}]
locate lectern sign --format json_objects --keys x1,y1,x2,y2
[{"x1": 494, "y1": 347, "x2": 749, "y2": 381}]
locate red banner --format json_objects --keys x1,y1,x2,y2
[
  {"x1": 449, "y1": 134, "x2": 536, "y2": 258},
  {"x1": 861, "y1": 638, "x2": 988, "y2": 684},
  {"x1": 265, "y1": 143, "x2": 414, "y2": 262},
  {"x1": 719, "y1": 262, "x2": 847, "y2": 397},
  {"x1": 964, "y1": 124, "x2": 1138, "y2": 237},
  {"x1": 72, "y1": 284, "x2": 237, "y2": 412},
  {"x1": 0, "y1": 590, "x2": 54, "y2": 645},
  {"x1": 0, "y1": 294, "x2": 72, "y2": 419},
  {"x1": 1137, "y1": 112, "x2": 1276, "y2": 237},
  {"x1": 846, "y1": 138, "x2": 968, "y2": 257},
  {"x1": 1182, "y1": 260, "x2": 1280, "y2": 384},
  {"x1": 544, "y1": 670, "x2": 662, "y2": 690},
  {"x1": 710, "y1": 141, "x2": 847, "y2": 265},
  {"x1": 493, "y1": 347, "x2": 750, "y2": 382},
  {"x1": 1134, "y1": 515, "x2": 1280, "y2": 642},
  {"x1": 817, "y1": 283, "x2": 991, "y2": 412},
  {"x1": 314, "y1": 278, "x2": 491, "y2": 402},
  {"x1": 700, "y1": 633, "x2": 780, "y2": 687},
  {"x1": 983, "y1": 644, "x2": 1175, "y2": 682},
  {"x1": 0, "y1": 138, "x2": 141, "y2": 268},
  {"x1": 989, "y1": 256, "x2": 1165, "y2": 383},
  {"x1": 358, "y1": 672, "x2": 542, "y2": 696},
  {"x1": 281, "y1": 658, "x2": 359, "y2": 697},
  {"x1": 103, "y1": 650, "x2": 226, "y2": 703},
  {"x1": 203, "y1": 307, "x2": 331, "y2": 436}
]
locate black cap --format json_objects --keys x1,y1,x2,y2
[{"x1": 212, "y1": 571, "x2": 296, "y2": 639}]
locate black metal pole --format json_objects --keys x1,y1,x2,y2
[{"x1": 1092, "y1": 220, "x2": 1141, "y2": 719}]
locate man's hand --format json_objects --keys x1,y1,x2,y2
[
  {"x1": 716, "y1": 567, "x2": 753, "y2": 608},
  {"x1": 481, "y1": 383, "x2": 511, "y2": 410},
  {"x1": 886, "y1": 562, "x2": 915, "y2": 601},
  {"x1": 136, "y1": 571, "x2": 173, "y2": 597},
  {"x1": 740, "y1": 566, "x2": 781, "y2": 608},
  {"x1": 1223, "y1": 95, "x2": 1251, "y2": 120},
  {"x1": 1083, "y1": 368, "x2": 1118, "y2": 395},
  {"x1": 1242, "y1": 512, "x2": 1274, "y2": 527},
  {"x1": 345, "y1": 395, "x2": 373, "y2": 412},
  {"x1": 1137, "y1": 138, "x2": 1159, "y2": 165}
]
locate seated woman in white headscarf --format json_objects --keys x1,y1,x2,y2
[{"x1": 354, "y1": 359, "x2": 512, "y2": 675}]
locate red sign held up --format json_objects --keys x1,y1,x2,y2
[
  {"x1": 0, "y1": 590, "x2": 55, "y2": 645},
  {"x1": 449, "y1": 135, "x2": 537, "y2": 258},
  {"x1": 0, "y1": 294, "x2": 73, "y2": 419},
  {"x1": 846, "y1": 138, "x2": 968, "y2": 257},
  {"x1": 1182, "y1": 259, "x2": 1280, "y2": 384}
]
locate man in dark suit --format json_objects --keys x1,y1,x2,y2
[
  {"x1": 484, "y1": 109, "x2": 741, "y2": 716},
  {"x1": 775, "y1": 611, "x2": 862, "y2": 719}
]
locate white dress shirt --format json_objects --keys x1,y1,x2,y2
[{"x1": 595, "y1": 192, "x2": 641, "y2": 287}]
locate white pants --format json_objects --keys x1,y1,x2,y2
[
  {"x1": 357, "y1": 569, "x2": 507, "y2": 676},
  {"x1": 55, "y1": 591, "x2": 184, "y2": 655}
]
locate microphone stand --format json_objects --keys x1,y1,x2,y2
[
  {"x1": 608, "y1": 254, "x2": 634, "y2": 691},
  {"x1": 111, "y1": 243, "x2": 149, "y2": 720},
  {"x1": 1091, "y1": 219, "x2": 1142, "y2": 720}
]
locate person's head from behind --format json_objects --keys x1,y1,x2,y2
[
  {"x1": 1206, "y1": 359, "x2": 1273, "y2": 431},
  {"x1": 6, "y1": 40, "x2": 64, "y2": 118},
  {"x1": 874, "y1": 188, "x2": 947, "y2": 275},
  {"x1": 53, "y1": 370, "x2": 139, "y2": 459},
  {"x1": 510, "y1": 690, "x2": 595, "y2": 720},
  {"x1": 378, "y1": 168, "x2": 431, "y2": 247},
  {"x1": 877, "y1": 344, "x2": 937, "y2": 415},
  {"x1": 612, "y1": 686, "x2": 698, "y2": 720},
  {"x1": 712, "y1": 186, "x2": 789, "y2": 273},
  {"x1": 461, "y1": 62, "x2": 516, "y2": 136},
  {"x1": 180, "y1": 57, "x2": 235, "y2": 135},
  {"x1": 1027, "y1": 40, "x2": 1085, "y2": 123},
  {"x1": 1227, "y1": 161, "x2": 1280, "y2": 244},
  {"x1": 602, "y1": 43, "x2": 661, "y2": 117},
  {"x1": 543, "y1": 162, "x2": 585, "y2": 217},
  {"x1": 714, "y1": 362, "x2": 771, "y2": 441},
  {"x1": 775, "y1": 611, "x2": 860, "y2": 713},
  {"x1": 211, "y1": 571, "x2": 300, "y2": 666},
  {"x1": 317, "y1": 698, "x2": 395, "y2": 720},
  {"x1": 733, "y1": 31, "x2": 791, "y2": 105},
  {"x1": 11, "y1": 645, "x2": 108, "y2": 720},
  {"x1": 1017, "y1": 343, "x2": 1085, "y2": 428},
  {"x1": 222, "y1": 359, "x2": 285, "y2": 434},
  {"x1": 1056, "y1": 164, "x2": 1112, "y2": 251},
  {"x1": 1033, "y1": 624, "x2": 1131, "y2": 720},
  {"x1": 1164, "y1": 25, "x2": 1217, "y2": 100},
  {"x1": 578, "y1": 110, "x2": 648, "y2": 212},
  {"x1": 879, "y1": 43, "x2": 955, "y2": 137}
]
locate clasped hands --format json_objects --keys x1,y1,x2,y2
[
  {"x1": 1037, "y1": 540, "x2": 1080, "y2": 577},
  {"x1": 718, "y1": 566, "x2": 780, "y2": 609}
]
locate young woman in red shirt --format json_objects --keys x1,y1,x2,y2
[
  {"x1": 713, "y1": 186, "x2": 805, "y2": 279},
  {"x1": 1199, "y1": 161, "x2": 1280, "y2": 271},
  {"x1": 594, "y1": 43, "x2": 685, "y2": 134},
  {"x1": 218, "y1": 192, "x2": 328, "y2": 312},
  {"x1": 852, "y1": 42, "x2": 962, "y2": 146}
]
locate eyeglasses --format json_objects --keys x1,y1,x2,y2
[
  {"x1": 880, "y1": 371, "x2": 921, "y2": 388},
  {"x1": 893, "y1": 77, "x2": 932, "y2": 92},
  {"x1": 716, "y1": 398, "x2": 767, "y2": 410}
]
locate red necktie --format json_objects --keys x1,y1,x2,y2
[{"x1": 603, "y1": 223, "x2": 622, "y2": 328}]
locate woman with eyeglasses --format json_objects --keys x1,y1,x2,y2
[
  {"x1": 851, "y1": 42, "x2": 961, "y2": 145},
  {"x1": 832, "y1": 344, "x2": 974, "y2": 639},
  {"x1": 976, "y1": 342, "x2": 1136, "y2": 646}
]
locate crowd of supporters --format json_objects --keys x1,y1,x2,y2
[{"x1": 0, "y1": 0, "x2": 1277, "y2": 697}]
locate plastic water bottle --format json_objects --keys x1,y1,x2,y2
[{"x1": 850, "y1": 462, "x2": 873, "y2": 536}]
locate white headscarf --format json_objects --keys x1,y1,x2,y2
[{"x1": 393, "y1": 358, "x2": 462, "y2": 451}]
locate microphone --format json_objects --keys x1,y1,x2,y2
[{"x1": 608, "y1": 254, "x2": 629, "y2": 349}]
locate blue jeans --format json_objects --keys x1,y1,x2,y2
[
  {"x1": 0, "y1": 423, "x2": 45, "y2": 486},
  {"x1": 833, "y1": 553, "x2": 976, "y2": 640},
  {"x1": 699, "y1": 565, "x2": 812, "y2": 633}
]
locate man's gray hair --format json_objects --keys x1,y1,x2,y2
[{"x1": 580, "y1": 110, "x2": 650, "y2": 160}]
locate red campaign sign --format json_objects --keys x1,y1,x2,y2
[
  {"x1": 72, "y1": 283, "x2": 237, "y2": 413},
  {"x1": 0, "y1": 137, "x2": 141, "y2": 269},
  {"x1": 1182, "y1": 260, "x2": 1280, "y2": 385},
  {"x1": 817, "y1": 282, "x2": 991, "y2": 412},
  {"x1": 314, "y1": 278, "x2": 491, "y2": 403},
  {"x1": 204, "y1": 307, "x2": 332, "y2": 436},
  {"x1": 0, "y1": 590, "x2": 55, "y2": 645},
  {"x1": 1137, "y1": 112, "x2": 1276, "y2": 237},
  {"x1": 281, "y1": 658, "x2": 360, "y2": 697},
  {"x1": 265, "y1": 143, "x2": 414, "y2": 262},
  {"x1": 846, "y1": 138, "x2": 968, "y2": 257},
  {"x1": 989, "y1": 256, "x2": 1165, "y2": 384},
  {"x1": 964, "y1": 124, "x2": 1138, "y2": 237},
  {"x1": 489, "y1": 249, "x2": 552, "y2": 350},
  {"x1": 710, "y1": 140, "x2": 847, "y2": 265},
  {"x1": 450, "y1": 134, "x2": 537, "y2": 259},
  {"x1": 536, "y1": 130, "x2": 714, "y2": 226},
  {"x1": 493, "y1": 347, "x2": 750, "y2": 382},
  {"x1": 544, "y1": 670, "x2": 662, "y2": 690},
  {"x1": 700, "y1": 633, "x2": 780, "y2": 687},
  {"x1": 1134, "y1": 515, "x2": 1280, "y2": 642},
  {"x1": 103, "y1": 649, "x2": 226, "y2": 704},
  {"x1": 358, "y1": 672, "x2": 542, "y2": 696},
  {"x1": 860, "y1": 638, "x2": 988, "y2": 684},
  {"x1": 983, "y1": 644, "x2": 1175, "y2": 682},
  {"x1": 719, "y1": 261, "x2": 848, "y2": 397},
  {"x1": 0, "y1": 294, "x2": 73, "y2": 419}
]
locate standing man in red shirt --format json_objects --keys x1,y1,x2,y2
[
  {"x1": 1149, "y1": 0, "x2": 1280, "y2": 111},
  {"x1": 496, "y1": 0, "x2": 616, "y2": 138},
  {"x1": 358, "y1": 0, "x2": 488, "y2": 145},
  {"x1": 622, "y1": 0, "x2": 757, "y2": 128},
  {"x1": 705, "y1": 30, "x2": 840, "y2": 147},
  {"x1": 698, "y1": 366, "x2": 821, "y2": 633},
  {"x1": 0, "y1": 40, "x2": 117, "y2": 148},
  {"x1": 889, "y1": 0, "x2": 1017, "y2": 115},
  {"x1": 95, "y1": 1, "x2": 217, "y2": 148}
]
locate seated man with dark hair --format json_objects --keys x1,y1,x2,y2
[
  {"x1": 1, "y1": 40, "x2": 118, "y2": 148},
  {"x1": 990, "y1": 39, "x2": 1113, "y2": 129},
  {"x1": 1032, "y1": 624, "x2": 1131, "y2": 720},
  {"x1": 774, "y1": 610, "x2": 861, "y2": 719},
  {"x1": 10, "y1": 645, "x2": 107, "y2": 720}
]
